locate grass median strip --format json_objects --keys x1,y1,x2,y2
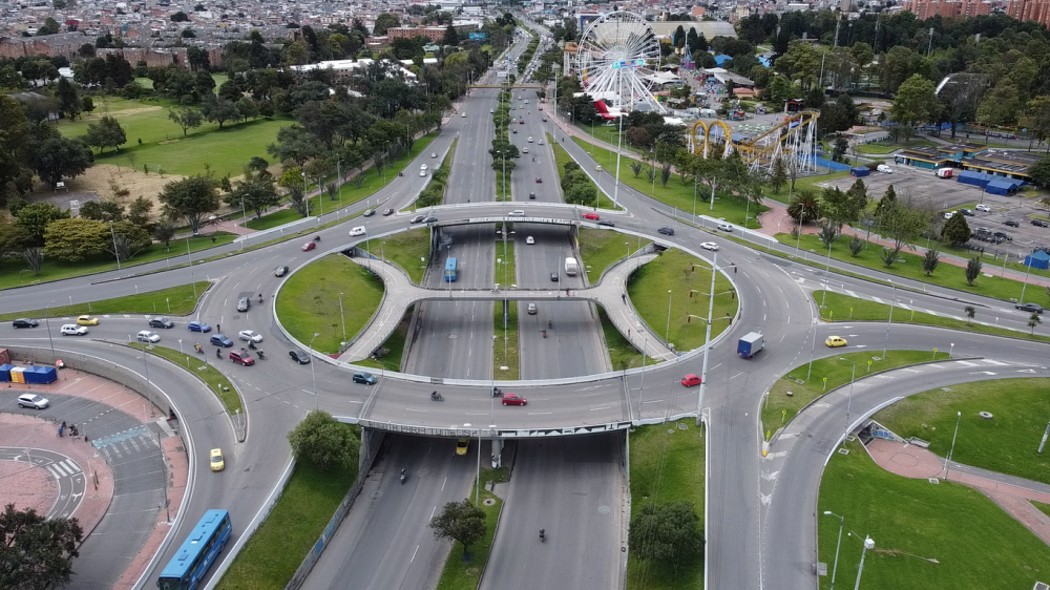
[
  {"x1": 628, "y1": 421, "x2": 705, "y2": 589},
  {"x1": 435, "y1": 489, "x2": 503, "y2": 590},
  {"x1": 493, "y1": 302, "x2": 519, "y2": 378},
  {"x1": 365, "y1": 228, "x2": 430, "y2": 285},
  {"x1": 217, "y1": 456, "x2": 358, "y2": 590},
  {"x1": 762, "y1": 350, "x2": 948, "y2": 441},
  {"x1": 128, "y1": 343, "x2": 242, "y2": 415},
  {"x1": 579, "y1": 227, "x2": 649, "y2": 285},
  {"x1": 550, "y1": 133, "x2": 617, "y2": 210},
  {"x1": 817, "y1": 439, "x2": 1050, "y2": 590},
  {"x1": 814, "y1": 290, "x2": 1050, "y2": 343},
  {"x1": 0, "y1": 281, "x2": 212, "y2": 322}
]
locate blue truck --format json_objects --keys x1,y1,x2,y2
[{"x1": 737, "y1": 332, "x2": 764, "y2": 359}]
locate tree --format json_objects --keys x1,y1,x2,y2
[
  {"x1": 287, "y1": 410, "x2": 359, "y2": 470},
  {"x1": 79, "y1": 200, "x2": 124, "y2": 222},
  {"x1": 225, "y1": 171, "x2": 279, "y2": 219},
  {"x1": 157, "y1": 175, "x2": 219, "y2": 235},
  {"x1": 37, "y1": 17, "x2": 61, "y2": 35},
  {"x1": 976, "y1": 81, "x2": 1024, "y2": 128},
  {"x1": 442, "y1": 24, "x2": 459, "y2": 46},
  {"x1": 429, "y1": 499, "x2": 486, "y2": 558},
  {"x1": 878, "y1": 198, "x2": 928, "y2": 266},
  {"x1": 16, "y1": 202, "x2": 68, "y2": 246},
  {"x1": 769, "y1": 158, "x2": 787, "y2": 194},
  {"x1": 941, "y1": 213, "x2": 971, "y2": 246},
  {"x1": 32, "y1": 135, "x2": 93, "y2": 188},
  {"x1": 373, "y1": 13, "x2": 400, "y2": 36},
  {"x1": 1028, "y1": 312, "x2": 1042, "y2": 334},
  {"x1": 629, "y1": 501, "x2": 704, "y2": 571},
  {"x1": 848, "y1": 236, "x2": 864, "y2": 257},
  {"x1": 127, "y1": 196, "x2": 153, "y2": 227},
  {"x1": 44, "y1": 218, "x2": 109, "y2": 262},
  {"x1": 922, "y1": 249, "x2": 940, "y2": 276},
  {"x1": 55, "y1": 77, "x2": 81, "y2": 120},
  {"x1": 890, "y1": 75, "x2": 938, "y2": 141},
  {"x1": 964, "y1": 305, "x2": 975, "y2": 325},
  {"x1": 0, "y1": 503, "x2": 83, "y2": 588},
  {"x1": 200, "y1": 95, "x2": 239, "y2": 129},
  {"x1": 965, "y1": 256, "x2": 982, "y2": 286},
  {"x1": 168, "y1": 107, "x2": 203, "y2": 137},
  {"x1": 268, "y1": 125, "x2": 323, "y2": 167},
  {"x1": 787, "y1": 189, "x2": 820, "y2": 223},
  {"x1": 82, "y1": 116, "x2": 126, "y2": 154},
  {"x1": 151, "y1": 218, "x2": 177, "y2": 249}
]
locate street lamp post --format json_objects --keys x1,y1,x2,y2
[
  {"x1": 882, "y1": 280, "x2": 896, "y2": 358},
  {"x1": 853, "y1": 536, "x2": 875, "y2": 590},
  {"x1": 821, "y1": 240, "x2": 833, "y2": 307},
  {"x1": 43, "y1": 317, "x2": 56, "y2": 358},
  {"x1": 795, "y1": 206, "x2": 806, "y2": 252},
  {"x1": 696, "y1": 254, "x2": 718, "y2": 419},
  {"x1": 944, "y1": 410, "x2": 962, "y2": 479},
  {"x1": 823, "y1": 511, "x2": 845, "y2": 590},
  {"x1": 309, "y1": 332, "x2": 320, "y2": 410},
  {"x1": 108, "y1": 222, "x2": 121, "y2": 271},
  {"x1": 664, "y1": 290, "x2": 673, "y2": 344},
  {"x1": 844, "y1": 361, "x2": 856, "y2": 443},
  {"x1": 339, "y1": 293, "x2": 346, "y2": 344}
]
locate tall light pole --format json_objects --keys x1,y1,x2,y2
[
  {"x1": 944, "y1": 410, "x2": 962, "y2": 479},
  {"x1": 664, "y1": 290, "x2": 673, "y2": 344},
  {"x1": 612, "y1": 112, "x2": 624, "y2": 206},
  {"x1": 844, "y1": 360, "x2": 856, "y2": 444},
  {"x1": 820, "y1": 240, "x2": 833, "y2": 308},
  {"x1": 108, "y1": 222, "x2": 121, "y2": 270},
  {"x1": 696, "y1": 253, "x2": 718, "y2": 419},
  {"x1": 853, "y1": 536, "x2": 875, "y2": 590},
  {"x1": 795, "y1": 205, "x2": 806, "y2": 252},
  {"x1": 823, "y1": 511, "x2": 845, "y2": 590},
  {"x1": 309, "y1": 332, "x2": 320, "y2": 411},
  {"x1": 882, "y1": 280, "x2": 895, "y2": 358},
  {"x1": 1019, "y1": 258, "x2": 1034, "y2": 303},
  {"x1": 43, "y1": 317, "x2": 56, "y2": 358},
  {"x1": 338, "y1": 293, "x2": 346, "y2": 344}
]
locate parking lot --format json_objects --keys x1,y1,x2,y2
[{"x1": 821, "y1": 165, "x2": 1050, "y2": 259}]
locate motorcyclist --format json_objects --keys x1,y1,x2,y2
[
  {"x1": 216, "y1": 348, "x2": 222, "y2": 359},
  {"x1": 257, "y1": 350, "x2": 265, "y2": 360},
  {"x1": 539, "y1": 529, "x2": 545, "y2": 541}
]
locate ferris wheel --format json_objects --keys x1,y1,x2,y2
[{"x1": 576, "y1": 12, "x2": 663, "y2": 114}]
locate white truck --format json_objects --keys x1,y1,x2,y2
[{"x1": 564, "y1": 257, "x2": 579, "y2": 276}]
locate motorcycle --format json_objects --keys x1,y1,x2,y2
[
  {"x1": 314, "y1": 235, "x2": 321, "y2": 242},
  {"x1": 431, "y1": 391, "x2": 444, "y2": 401},
  {"x1": 539, "y1": 529, "x2": 546, "y2": 542},
  {"x1": 541, "y1": 329, "x2": 547, "y2": 338},
  {"x1": 400, "y1": 468, "x2": 407, "y2": 485},
  {"x1": 257, "y1": 350, "x2": 265, "y2": 360}
]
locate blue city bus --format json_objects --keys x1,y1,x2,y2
[
  {"x1": 444, "y1": 257, "x2": 458, "y2": 282},
  {"x1": 157, "y1": 509, "x2": 232, "y2": 590}
]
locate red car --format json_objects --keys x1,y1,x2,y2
[
  {"x1": 302, "y1": 241, "x2": 316, "y2": 251},
  {"x1": 501, "y1": 393, "x2": 528, "y2": 406},
  {"x1": 681, "y1": 374, "x2": 702, "y2": 387},
  {"x1": 229, "y1": 350, "x2": 255, "y2": 366},
  {"x1": 582, "y1": 211, "x2": 600, "y2": 221}
]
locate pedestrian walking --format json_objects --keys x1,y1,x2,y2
[{"x1": 216, "y1": 323, "x2": 221, "y2": 333}]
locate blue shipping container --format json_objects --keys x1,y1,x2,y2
[
  {"x1": 0, "y1": 363, "x2": 13, "y2": 382},
  {"x1": 22, "y1": 365, "x2": 57, "y2": 384}
]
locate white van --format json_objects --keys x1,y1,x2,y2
[{"x1": 61, "y1": 324, "x2": 87, "y2": 336}]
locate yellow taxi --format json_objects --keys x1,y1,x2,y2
[
  {"x1": 76, "y1": 315, "x2": 100, "y2": 326},
  {"x1": 824, "y1": 336, "x2": 848, "y2": 348},
  {"x1": 455, "y1": 438, "x2": 469, "y2": 456},
  {"x1": 209, "y1": 448, "x2": 225, "y2": 472}
]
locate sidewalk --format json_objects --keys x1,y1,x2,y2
[{"x1": 866, "y1": 438, "x2": 1050, "y2": 546}]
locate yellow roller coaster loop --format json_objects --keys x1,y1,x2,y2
[{"x1": 690, "y1": 110, "x2": 821, "y2": 174}]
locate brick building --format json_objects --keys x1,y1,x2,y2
[
  {"x1": 901, "y1": 0, "x2": 993, "y2": 19},
  {"x1": 1005, "y1": 0, "x2": 1050, "y2": 29}
]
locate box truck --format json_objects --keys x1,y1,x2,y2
[
  {"x1": 564, "y1": 257, "x2": 579, "y2": 276},
  {"x1": 935, "y1": 168, "x2": 955, "y2": 179},
  {"x1": 737, "y1": 332, "x2": 764, "y2": 359}
]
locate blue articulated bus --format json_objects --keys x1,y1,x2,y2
[
  {"x1": 157, "y1": 509, "x2": 232, "y2": 590},
  {"x1": 444, "y1": 257, "x2": 458, "y2": 282}
]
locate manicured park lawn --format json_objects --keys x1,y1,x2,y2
[
  {"x1": 627, "y1": 249, "x2": 737, "y2": 352},
  {"x1": 873, "y1": 378, "x2": 1050, "y2": 485},
  {"x1": 364, "y1": 229, "x2": 430, "y2": 285},
  {"x1": 0, "y1": 281, "x2": 210, "y2": 321},
  {"x1": 817, "y1": 439, "x2": 1050, "y2": 590},
  {"x1": 762, "y1": 350, "x2": 948, "y2": 440},
  {"x1": 276, "y1": 255, "x2": 383, "y2": 354},
  {"x1": 627, "y1": 421, "x2": 704, "y2": 589},
  {"x1": 217, "y1": 445, "x2": 358, "y2": 590},
  {"x1": 579, "y1": 227, "x2": 650, "y2": 285}
]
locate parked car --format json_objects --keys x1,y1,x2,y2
[
  {"x1": 876, "y1": 164, "x2": 893, "y2": 173},
  {"x1": 975, "y1": 204, "x2": 991, "y2": 212},
  {"x1": 238, "y1": 330, "x2": 263, "y2": 343},
  {"x1": 18, "y1": 393, "x2": 49, "y2": 409},
  {"x1": 229, "y1": 350, "x2": 255, "y2": 366},
  {"x1": 352, "y1": 372, "x2": 378, "y2": 385},
  {"x1": 12, "y1": 318, "x2": 39, "y2": 329},
  {"x1": 657, "y1": 227, "x2": 675, "y2": 236},
  {"x1": 522, "y1": 147, "x2": 529, "y2": 154},
  {"x1": 76, "y1": 315, "x2": 99, "y2": 326},
  {"x1": 210, "y1": 334, "x2": 234, "y2": 347},
  {"x1": 274, "y1": 266, "x2": 290, "y2": 277},
  {"x1": 302, "y1": 241, "x2": 316, "y2": 252},
  {"x1": 188, "y1": 320, "x2": 212, "y2": 333},
  {"x1": 1005, "y1": 220, "x2": 1020, "y2": 227},
  {"x1": 944, "y1": 211, "x2": 955, "y2": 219},
  {"x1": 550, "y1": 272, "x2": 559, "y2": 282},
  {"x1": 501, "y1": 393, "x2": 528, "y2": 406},
  {"x1": 289, "y1": 350, "x2": 311, "y2": 364},
  {"x1": 529, "y1": 192, "x2": 536, "y2": 200},
  {"x1": 1033, "y1": 219, "x2": 1049, "y2": 228},
  {"x1": 236, "y1": 297, "x2": 251, "y2": 312},
  {"x1": 681, "y1": 374, "x2": 702, "y2": 387},
  {"x1": 61, "y1": 324, "x2": 87, "y2": 336},
  {"x1": 1016, "y1": 302, "x2": 1043, "y2": 314},
  {"x1": 149, "y1": 317, "x2": 174, "y2": 329},
  {"x1": 136, "y1": 330, "x2": 160, "y2": 343},
  {"x1": 959, "y1": 208, "x2": 974, "y2": 217},
  {"x1": 209, "y1": 448, "x2": 225, "y2": 472}
]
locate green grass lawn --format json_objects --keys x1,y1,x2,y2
[
  {"x1": 817, "y1": 439, "x2": 1050, "y2": 590},
  {"x1": 130, "y1": 342, "x2": 242, "y2": 415},
  {"x1": 762, "y1": 350, "x2": 948, "y2": 441},
  {"x1": 496, "y1": 234, "x2": 515, "y2": 287},
  {"x1": 782, "y1": 233, "x2": 1050, "y2": 309},
  {"x1": 435, "y1": 490, "x2": 504, "y2": 590},
  {"x1": 60, "y1": 99, "x2": 290, "y2": 178},
  {"x1": 627, "y1": 421, "x2": 705, "y2": 589},
  {"x1": 0, "y1": 281, "x2": 209, "y2": 321},
  {"x1": 814, "y1": 290, "x2": 1050, "y2": 342},
  {"x1": 494, "y1": 302, "x2": 519, "y2": 378},
  {"x1": 275, "y1": 255, "x2": 383, "y2": 354},
  {"x1": 579, "y1": 227, "x2": 650, "y2": 285},
  {"x1": 550, "y1": 133, "x2": 618, "y2": 210},
  {"x1": 872, "y1": 378, "x2": 1050, "y2": 485},
  {"x1": 1034, "y1": 500, "x2": 1050, "y2": 519},
  {"x1": 627, "y1": 249, "x2": 738, "y2": 352},
  {"x1": 853, "y1": 140, "x2": 934, "y2": 155},
  {"x1": 763, "y1": 171, "x2": 853, "y2": 205},
  {"x1": 0, "y1": 233, "x2": 235, "y2": 290},
  {"x1": 217, "y1": 446, "x2": 358, "y2": 590},
  {"x1": 364, "y1": 229, "x2": 430, "y2": 285},
  {"x1": 571, "y1": 137, "x2": 766, "y2": 226}
]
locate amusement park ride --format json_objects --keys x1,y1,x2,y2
[{"x1": 573, "y1": 11, "x2": 819, "y2": 176}]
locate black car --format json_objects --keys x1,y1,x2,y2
[
  {"x1": 410, "y1": 214, "x2": 425, "y2": 224},
  {"x1": 1033, "y1": 219, "x2": 1049, "y2": 228},
  {"x1": 959, "y1": 208, "x2": 974, "y2": 216},
  {"x1": 352, "y1": 372, "x2": 378, "y2": 385},
  {"x1": 1016, "y1": 302, "x2": 1043, "y2": 314},
  {"x1": 12, "y1": 318, "x2": 39, "y2": 329},
  {"x1": 993, "y1": 231, "x2": 1012, "y2": 241},
  {"x1": 148, "y1": 317, "x2": 175, "y2": 329},
  {"x1": 657, "y1": 227, "x2": 675, "y2": 236},
  {"x1": 1004, "y1": 220, "x2": 1020, "y2": 227},
  {"x1": 289, "y1": 350, "x2": 311, "y2": 364},
  {"x1": 421, "y1": 215, "x2": 438, "y2": 224},
  {"x1": 550, "y1": 272, "x2": 559, "y2": 282},
  {"x1": 362, "y1": 208, "x2": 376, "y2": 217},
  {"x1": 275, "y1": 265, "x2": 290, "y2": 277},
  {"x1": 529, "y1": 192, "x2": 536, "y2": 200},
  {"x1": 597, "y1": 220, "x2": 615, "y2": 227}
]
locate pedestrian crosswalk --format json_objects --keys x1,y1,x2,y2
[
  {"x1": 91, "y1": 425, "x2": 159, "y2": 462},
  {"x1": 46, "y1": 458, "x2": 81, "y2": 479}
]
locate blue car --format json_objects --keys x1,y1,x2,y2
[
  {"x1": 188, "y1": 320, "x2": 212, "y2": 333},
  {"x1": 210, "y1": 334, "x2": 233, "y2": 347}
]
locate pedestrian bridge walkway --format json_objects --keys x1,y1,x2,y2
[{"x1": 337, "y1": 253, "x2": 680, "y2": 363}]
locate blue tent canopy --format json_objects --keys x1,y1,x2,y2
[{"x1": 1024, "y1": 250, "x2": 1050, "y2": 270}]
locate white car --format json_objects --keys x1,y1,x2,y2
[
  {"x1": 700, "y1": 242, "x2": 720, "y2": 251},
  {"x1": 430, "y1": 152, "x2": 437, "y2": 158},
  {"x1": 136, "y1": 330, "x2": 160, "y2": 343},
  {"x1": 61, "y1": 324, "x2": 87, "y2": 336},
  {"x1": 538, "y1": 139, "x2": 545, "y2": 145},
  {"x1": 509, "y1": 210, "x2": 525, "y2": 216},
  {"x1": 944, "y1": 211, "x2": 955, "y2": 219},
  {"x1": 420, "y1": 164, "x2": 428, "y2": 171},
  {"x1": 976, "y1": 204, "x2": 991, "y2": 212},
  {"x1": 238, "y1": 330, "x2": 263, "y2": 343},
  {"x1": 716, "y1": 222, "x2": 733, "y2": 232},
  {"x1": 523, "y1": 147, "x2": 529, "y2": 154},
  {"x1": 528, "y1": 136, "x2": 533, "y2": 143},
  {"x1": 526, "y1": 236, "x2": 535, "y2": 245},
  {"x1": 348, "y1": 226, "x2": 367, "y2": 237},
  {"x1": 18, "y1": 393, "x2": 49, "y2": 409},
  {"x1": 877, "y1": 164, "x2": 893, "y2": 173}
]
